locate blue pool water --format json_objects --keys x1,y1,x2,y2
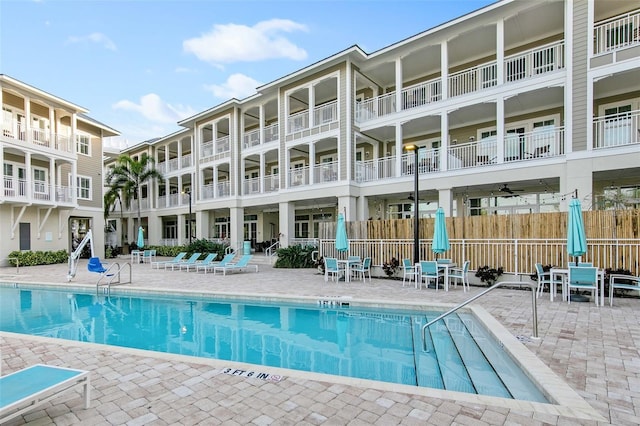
[{"x1": 0, "y1": 285, "x2": 547, "y2": 402}]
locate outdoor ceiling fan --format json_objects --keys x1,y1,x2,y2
[{"x1": 498, "y1": 184, "x2": 524, "y2": 195}]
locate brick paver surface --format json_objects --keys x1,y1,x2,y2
[{"x1": 2, "y1": 259, "x2": 639, "y2": 425}]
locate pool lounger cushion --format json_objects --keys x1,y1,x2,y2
[{"x1": 0, "y1": 364, "x2": 90, "y2": 423}]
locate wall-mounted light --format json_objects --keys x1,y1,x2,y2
[{"x1": 469, "y1": 136, "x2": 475, "y2": 142}]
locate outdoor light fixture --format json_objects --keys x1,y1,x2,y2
[{"x1": 406, "y1": 144, "x2": 420, "y2": 264}]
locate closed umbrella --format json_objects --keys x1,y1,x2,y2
[
  {"x1": 137, "y1": 226, "x2": 145, "y2": 250},
  {"x1": 567, "y1": 198, "x2": 587, "y2": 265},
  {"x1": 335, "y1": 213, "x2": 348, "y2": 253},
  {"x1": 431, "y1": 207, "x2": 450, "y2": 258}
]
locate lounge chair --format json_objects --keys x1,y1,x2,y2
[
  {"x1": 609, "y1": 274, "x2": 640, "y2": 306},
  {"x1": 213, "y1": 255, "x2": 258, "y2": 275},
  {"x1": 151, "y1": 252, "x2": 187, "y2": 269},
  {"x1": 0, "y1": 364, "x2": 90, "y2": 424},
  {"x1": 197, "y1": 253, "x2": 236, "y2": 274},
  {"x1": 166, "y1": 252, "x2": 201, "y2": 271},
  {"x1": 180, "y1": 253, "x2": 216, "y2": 272}
]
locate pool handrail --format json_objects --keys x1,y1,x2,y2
[{"x1": 421, "y1": 281, "x2": 538, "y2": 351}]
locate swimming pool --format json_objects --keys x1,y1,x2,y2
[{"x1": 0, "y1": 283, "x2": 548, "y2": 402}]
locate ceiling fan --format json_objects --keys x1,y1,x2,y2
[{"x1": 498, "y1": 184, "x2": 524, "y2": 195}]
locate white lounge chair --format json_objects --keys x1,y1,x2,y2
[
  {"x1": 609, "y1": 274, "x2": 640, "y2": 306},
  {"x1": 180, "y1": 253, "x2": 217, "y2": 272},
  {"x1": 166, "y1": 252, "x2": 201, "y2": 271},
  {"x1": 213, "y1": 255, "x2": 258, "y2": 275},
  {"x1": 151, "y1": 252, "x2": 187, "y2": 269},
  {"x1": 0, "y1": 364, "x2": 90, "y2": 424}
]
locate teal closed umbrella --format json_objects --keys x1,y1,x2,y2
[
  {"x1": 137, "y1": 226, "x2": 145, "y2": 250},
  {"x1": 431, "y1": 207, "x2": 450, "y2": 258},
  {"x1": 335, "y1": 213, "x2": 348, "y2": 253},
  {"x1": 567, "y1": 198, "x2": 587, "y2": 265}
]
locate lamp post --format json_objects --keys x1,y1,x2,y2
[{"x1": 406, "y1": 145, "x2": 420, "y2": 264}]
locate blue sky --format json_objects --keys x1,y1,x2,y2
[{"x1": 1, "y1": 0, "x2": 495, "y2": 148}]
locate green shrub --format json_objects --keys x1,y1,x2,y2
[
  {"x1": 274, "y1": 245, "x2": 317, "y2": 268},
  {"x1": 8, "y1": 250, "x2": 69, "y2": 267}
]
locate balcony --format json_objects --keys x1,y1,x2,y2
[
  {"x1": 593, "y1": 110, "x2": 640, "y2": 149},
  {"x1": 289, "y1": 166, "x2": 309, "y2": 187},
  {"x1": 287, "y1": 101, "x2": 338, "y2": 134},
  {"x1": 355, "y1": 41, "x2": 565, "y2": 124},
  {"x1": 157, "y1": 153, "x2": 193, "y2": 174},
  {"x1": 2, "y1": 119, "x2": 75, "y2": 154},
  {"x1": 200, "y1": 136, "x2": 231, "y2": 162},
  {"x1": 594, "y1": 9, "x2": 640, "y2": 55},
  {"x1": 201, "y1": 181, "x2": 231, "y2": 200},
  {"x1": 3, "y1": 178, "x2": 75, "y2": 205},
  {"x1": 313, "y1": 161, "x2": 339, "y2": 183},
  {"x1": 243, "y1": 123, "x2": 280, "y2": 149}
]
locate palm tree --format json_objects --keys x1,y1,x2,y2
[
  {"x1": 105, "y1": 153, "x2": 163, "y2": 240},
  {"x1": 104, "y1": 185, "x2": 125, "y2": 244}
]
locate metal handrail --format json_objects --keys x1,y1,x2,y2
[
  {"x1": 265, "y1": 240, "x2": 280, "y2": 257},
  {"x1": 96, "y1": 262, "x2": 132, "y2": 295},
  {"x1": 421, "y1": 281, "x2": 538, "y2": 351}
]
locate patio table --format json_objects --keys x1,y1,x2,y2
[{"x1": 550, "y1": 267, "x2": 605, "y2": 306}]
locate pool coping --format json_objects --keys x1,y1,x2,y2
[{"x1": 1, "y1": 281, "x2": 606, "y2": 422}]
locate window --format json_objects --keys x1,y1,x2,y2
[
  {"x1": 33, "y1": 168, "x2": 47, "y2": 194},
  {"x1": 76, "y1": 134, "x2": 90, "y2": 155},
  {"x1": 76, "y1": 176, "x2": 91, "y2": 200}
]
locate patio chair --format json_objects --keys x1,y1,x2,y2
[
  {"x1": 419, "y1": 261, "x2": 443, "y2": 290},
  {"x1": 151, "y1": 252, "x2": 186, "y2": 269},
  {"x1": 402, "y1": 259, "x2": 416, "y2": 287},
  {"x1": 351, "y1": 257, "x2": 372, "y2": 282},
  {"x1": 213, "y1": 255, "x2": 258, "y2": 275},
  {"x1": 567, "y1": 266, "x2": 599, "y2": 305},
  {"x1": 347, "y1": 255, "x2": 361, "y2": 279},
  {"x1": 141, "y1": 249, "x2": 156, "y2": 264},
  {"x1": 449, "y1": 260, "x2": 470, "y2": 292},
  {"x1": 180, "y1": 253, "x2": 217, "y2": 272},
  {"x1": 0, "y1": 364, "x2": 90, "y2": 424},
  {"x1": 609, "y1": 274, "x2": 640, "y2": 306},
  {"x1": 166, "y1": 252, "x2": 201, "y2": 271},
  {"x1": 197, "y1": 253, "x2": 235, "y2": 274},
  {"x1": 324, "y1": 257, "x2": 340, "y2": 282},
  {"x1": 534, "y1": 263, "x2": 563, "y2": 299}
]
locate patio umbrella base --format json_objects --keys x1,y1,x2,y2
[{"x1": 569, "y1": 293, "x2": 589, "y2": 302}]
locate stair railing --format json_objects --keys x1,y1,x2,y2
[{"x1": 421, "y1": 281, "x2": 539, "y2": 351}]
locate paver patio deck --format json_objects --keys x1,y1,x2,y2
[{"x1": 1, "y1": 258, "x2": 639, "y2": 425}]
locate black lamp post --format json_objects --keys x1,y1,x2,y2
[{"x1": 406, "y1": 145, "x2": 420, "y2": 264}]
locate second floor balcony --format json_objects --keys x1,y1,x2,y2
[
  {"x1": 243, "y1": 123, "x2": 279, "y2": 149},
  {"x1": 3, "y1": 179, "x2": 75, "y2": 205},
  {"x1": 594, "y1": 8, "x2": 640, "y2": 55},
  {"x1": 157, "y1": 153, "x2": 193, "y2": 174},
  {"x1": 243, "y1": 174, "x2": 280, "y2": 195},
  {"x1": 2, "y1": 118, "x2": 75, "y2": 155},
  {"x1": 287, "y1": 101, "x2": 338, "y2": 134},
  {"x1": 593, "y1": 109, "x2": 640, "y2": 149},
  {"x1": 200, "y1": 136, "x2": 230, "y2": 162},
  {"x1": 355, "y1": 41, "x2": 565, "y2": 124}
]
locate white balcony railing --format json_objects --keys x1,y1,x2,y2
[
  {"x1": 200, "y1": 137, "x2": 231, "y2": 161},
  {"x1": 503, "y1": 127, "x2": 565, "y2": 163},
  {"x1": 181, "y1": 153, "x2": 192, "y2": 168},
  {"x1": 593, "y1": 110, "x2": 640, "y2": 149},
  {"x1": 287, "y1": 110, "x2": 309, "y2": 133},
  {"x1": 594, "y1": 9, "x2": 640, "y2": 55},
  {"x1": 2, "y1": 118, "x2": 75, "y2": 154},
  {"x1": 401, "y1": 79, "x2": 442, "y2": 109},
  {"x1": 355, "y1": 92, "x2": 396, "y2": 123},
  {"x1": 448, "y1": 61, "x2": 497, "y2": 97},
  {"x1": 264, "y1": 123, "x2": 279, "y2": 143},
  {"x1": 264, "y1": 174, "x2": 279, "y2": 192},
  {"x1": 505, "y1": 41, "x2": 565, "y2": 83},
  {"x1": 217, "y1": 181, "x2": 231, "y2": 197},
  {"x1": 448, "y1": 139, "x2": 497, "y2": 170},
  {"x1": 313, "y1": 161, "x2": 339, "y2": 183},
  {"x1": 289, "y1": 166, "x2": 309, "y2": 187},
  {"x1": 243, "y1": 176, "x2": 261, "y2": 195},
  {"x1": 313, "y1": 101, "x2": 338, "y2": 125},
  {"x1": 3, "y1": 178, "x2": 74, "y2": 204},
  {"x1": 355, "y1": 157, "x2": 397, "y2": 183},
  {"x1": 243, "y1": 128, "x2": 261, "y2": 149}
]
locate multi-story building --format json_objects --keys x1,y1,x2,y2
[
  {"x1": 106, "y1": 0, "x2": 640, "y2": 253},
  {"x1": 1, "y1": 75, "x2": 119, "y2": 263}
]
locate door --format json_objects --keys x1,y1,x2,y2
[{"x1": 19, "y1": 223, "x2": 31, "y2": 250}]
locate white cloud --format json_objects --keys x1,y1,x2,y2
[
  {"x1": 67, "y1": 32, "x2": 117, "y2": 51},
  {"x1": 183, "y1": 19, "x2": 308, "y2": 64},
  {"x1": 112, "y1": 93, "x2": 196, "y2": 124},
  {"x1": 204, "y1": 74, "x2": 261, "y2": 100}
]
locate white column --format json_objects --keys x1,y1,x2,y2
[
  {"x1": 564, "y1": 0, "x2": 574, "y2": 154},
  {"x1": 438, "y1": 188, "x2": 454, "y2": 217},
  {"x1": 259, "y1": 153, "x2": 265, "y2": 193},
  {"x1": 230, "y1": 206, "x2": 244, "y2": 251},
  {"x1": 395, "y1": 123, "x2": 403, "y2": 177},
  {"x1": 49, "y1": 108, "x2": 55, "y2": 147},
  {"x1": 309, "y1": 142, "x2": 315, "y2": 184},
  {"x1": 357, "y1": 195, "x2": 369, "y2": 221},
  {"x1": 496, "y1": 19, "x2": 504, "y2": 85},
  {"x1": 24, "y1": 96, "x2": 31, "y2": 144},
  {"x1": 440, "y1": 112, "x2": 448, "y2": 171},
  {"x1": 441, "y1": 41, "x2": 448, "y2": 100},
  {"x1": 259, "y1": 104, "x2": 265, "y2": 145},
  {"x1": 49, "y1": 158, "x2": 55, "y2": 199},
  {"x1": 71, "y1": 158, "x2": 77, "y2": 203},
  {"x1": 338, "y1": 196, "x2": 357, "y2": 221},
  {"x1": 395, "y1": 58, "x2": 403, "y2": 111},
  {"x1": 308, "y1": 85, "x2": 315, "y2": 128},
  {"x1": 213, "y1": 166, "x2": 218, "y2": 197},
  {"x1": 496, "y1": 97, "x2": 505, "y2": 162},
  {"x1": 279, "y1": 201, "x2": 295, "y2": 248}
]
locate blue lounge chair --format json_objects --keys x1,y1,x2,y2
[
  {"x1": 213, "y1": 255, "x2": 258, "y2": 275},
  {"x1": 180, "y1": 253, "x2": 217, "y2": 272},
  {"x1": 166, "y1": 252, "x2": 201, "y2": 271},
  {"x1": 197, "y1": 252, "x2": 236, "y2": 274},
  {"x1": 0, "y1": 364, "x2": 90, "y2": 423},
  {"x1": 151, "y1": 252, "x2": 187, "y2": 269}
]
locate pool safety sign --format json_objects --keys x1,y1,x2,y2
[{"x1": 222, "y1": 367, "x2": 284, "y2": 382}]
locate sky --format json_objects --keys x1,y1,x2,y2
[{"x1": 1, "y1": 0, "x2": 495, "y2": 149}]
